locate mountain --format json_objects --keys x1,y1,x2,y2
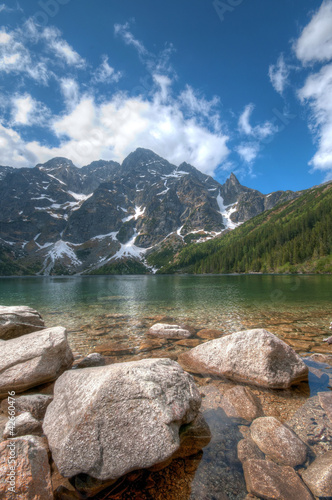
[
  {"x1": 157, "y1": 181, "x2": 332, "y2": 275},
  {"x1": 0, "y1": 148, "x2": 298, "y2": 275}
]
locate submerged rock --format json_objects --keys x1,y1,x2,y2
[
  {"x1": 147, "y1": 323, "x2": 192, "y2": 339},
  {"x1": 0, "y1": 305, "x2": 45, "y2": 340},
  {"x1": 301, "y1": 451, "x2": 332, "y2": 498},
  {"x1": 250, "y1": 417, "x2": 308, "y2": 467},
  {"x1": 222, "y1": 386, "x2": 264, "y2": 423},
  {"x1": 0, "y1": 327, "x2": 73, "y2": 398},
  {"x1": 243, "y1": 459, "x2": 314, "y2": 500},
  {"x1": 43, "y1": 358, "x2": 201, "y2": 481},
  {"x1": 178, "y1": 328, "x2": 308, "y2": 389},
  {"x1": 0, "y1": 435, "x2": 53, "y2": 500}
]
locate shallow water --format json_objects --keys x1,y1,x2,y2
[{"x1": 1, "y1": 275, "x2": 332, "y2": 499}]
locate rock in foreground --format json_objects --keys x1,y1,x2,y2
[
  {"x1": 0, "y1": 327, "x2": 73, "y2": 398},
  {"x1": 301, "y1": 451, "x2": 332, "y2": 498},
  {"x1": 178, "y1": 329, "x2": 308, "y2": 388},
  {"x1": 148, "y1": 323, "x2": 192, "y2": 339},
  {"x1": 0, "y1": 305, "x2": 45, "y2": 340},
  {"x1": 43, "y1": 358, "x2": 201, "y2": 481},
  {"x1": 0, "y1": 436, "x2": 53, "y2": 500}
]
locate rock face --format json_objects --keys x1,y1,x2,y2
[
  {"x1": 301, "y1": 451, "x2": 332, "y2": 498},
  {"x1": 0, "y1": 327, "x2": 73, "y2": 398},
  {"x1": 0, "y1": 306, "x2": 45, "y2": 340},
  {"x1": 250, "y1": 417, "x2": 308, "y2": 467},
  {"x1": 1, "y1": 394, "x2": 53, "y2": 420},
  {"x1": 43, "y1": 358, "x2": 201, "y2": 481},
  {"x1": 243, "y1": 459, "x2": 314, "y2": 500},
  {"x1": 148, "y1": 323, "x2": 192, "y2": 339},
  {"x1": 0, "y1": 435, "x2": 53, "y2": 500},
  {"x1": 178, "y1": 329, "x2": 308, "y2": 389},
  {"x1": 3, "y1": 411, "x2": 42, "y2": 439}
]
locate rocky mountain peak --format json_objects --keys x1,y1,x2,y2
[{"x1": 36, "y1": 157, "x2": 75, "y2": 171}]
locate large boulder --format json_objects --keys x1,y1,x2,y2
[
  {"x1": 0, "y1": 435, "x2": 53, "y2": 499},
  {"x1": 0, "y1": 327, "x2": 73, "y2": 398},
  {"x1": 147, "y1": 323, "x2": 192, "y2": 339},
  {"x1": 301, "y1": 451, "x2": 332, "y2": 498},
  {"x1": 178, "y1": 329, "x2": 308, "y2": 389},
  {"x1": 0, "y1": 305, "x2": 45, "y2": 340},
  {"x1": 43, "y1": 358, "x2": 201, "y2": 481}
]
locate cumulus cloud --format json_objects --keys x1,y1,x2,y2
[
  {"x1": 268, "y1": 54, "x2": 290, "y2": 95},
  {"x1": 60, "y1": 78, "x2": 80, "y2": 109},
  {"x1": 236, "y1": 142, "x2": 260, "y2": 164},
  {"x1": 11, "y1": 93, "x2": 49, "y2": 126},
  {"x1": 92, "y1": 55, "x2": 122, "y2": 84},
  {"x1": 294, "y1": 0, "x2": 332, "y2": 64}
]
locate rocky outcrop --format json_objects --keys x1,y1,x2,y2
[
  {"x1": 250, "y1": 417, "x2": 308, "y2": 467},
  {"x1": 243, "y1": 459, "x2": 314, "y2": 500},
  {"x1": 147, "y1": 323, "x2": 192, "y2": 339},
  {"x1": 0, "y1": 435, "x2": 53, "y2": 499},
  {"x1": 0, "y1": 327, "x2": 73, "y2": 398},
  {"x1": 0, "y1": 306, "x2": 45, "y2": 340},
  {"x1": 178, "y1": 329, "x2": 308, "y2": 388},
  {"x1": 301, "y1": 451, "x2": 332, "y2": 498},
  {"x1": 43, "y1": 358, "x2": 201, "y2": 481}
]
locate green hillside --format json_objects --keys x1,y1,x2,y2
[{"x1": 154, "y1": 182, "x2": 332, "y2": 274}]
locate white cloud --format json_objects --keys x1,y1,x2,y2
[
  {"x1": 114, "y1": 22, "x2": 148, "y2": 56},
  {"x1": 60, "y1": 78, "x2": 80, "y2": 109},
  {"x1": 268, "y1": 54, "x2": 290, "y2": 95},
  {"x1": 238, "y1": 104, "x2": 277, "y2": 139},
  {"x1": 236, "y1": 142, "x2": 260, "y2": 164},
  {"x1": 294, "y1": 0, "x2": 332, "y2": 64},
  {"x1": 42, "y1": 27, "x2": 86, "y2": 68},
  {"x1": 298, "y1": 63, "x2": 332, "y2": 177},
  {"x1": 11, "y1": 93, "x2": 49, "y2": 126},
  {"x1": 92, "y1": 55, "x2": 122, "y2": 84},
  {"x1": 0, "y1": 30, "x2": 11, "y2": 44}
]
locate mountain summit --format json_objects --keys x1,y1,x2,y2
[{"x1": 0, "y1": 149, "x2": 297, "y2": 275}]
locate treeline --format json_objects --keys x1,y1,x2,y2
[{"x1": 160, "y1": 183, "x2": 332, "y2": 274}]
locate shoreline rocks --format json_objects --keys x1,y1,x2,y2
[
  {"x1": 43, "y1": 358, "x2": 202, "y2": 481},
  {"x1": 0, "y1": 326, "x2": 73, "y2": 398},
  {"x1": 0, "y1": 305, "x2": 45, "y2": 340},
  {"x1": 178, "y1": 328, "x2": 309, "y2": 389}
]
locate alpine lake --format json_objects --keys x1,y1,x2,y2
[{"x1": 1, "y1": 274, "x2": 332, "y2": 499}]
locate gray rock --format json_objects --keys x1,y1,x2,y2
[
  {"x1": 74, "y1": 353, "x2": 106, "y2": 369},
  {"x1": 237, "y1": 438, "x2": 265, "y2": 463},
  {"x1": 222, "y1": 386, "x2": 264, "y2": 422},
  {"x1": 3, "y1": 411, "x2": 42, "y2": 439},
  {"x1": 148, "y1": 323, "x2": 192, "y2": 339},
  {"x1": 0, "y1": 435, "x2": 53, "y2": 499},
  {"x1": 1, "y1": 394, "x2": 53, "y2": 420},
  {"x1": 0, "y1": 326, "x2": 73, "y2": 398},
  {"x1": 0, "y1": 305, "x2": 45, "y2": 340},
  {"x1": 250, "y1": 416, "x2": 308, "y2": 467},
  {"x1": 301, "y1": 451, "x2": 332, "y2": 498},
  {"x1": 178, "y1": 328, "x2": 308, "y2": 389},
  {"x1": 243, "y1": 459, "x2": 314, "y2": 500},
  {"x1": 43, "y1": 358, "x2": 201, "y2": 481},
  {"x1": 318, "y1": 391, "x2": 332, "y2": 424}
]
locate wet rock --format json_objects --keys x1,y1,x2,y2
[
  {"x1": 136, "y1": 339, "x2": 168, "y2": 352},
  {"x1": 0, "y1": 327, "x2": 74, "y2": 398},
  {"x1": 3, "y1": 411, "x2": 42, "y2": 439},
  {"x1": 74, "y1": 353, "x2": 106, "y2": 369},
  {"x1": 308, "y1": 353, "x2": 332, "y2": 365},
  {"x1": 175, "y1": 339, "x2": 202, "y2": 347},
  {"x1": 237, "y1": 438, "x2": 265, "y2": 463},
  {"x1": 243, "y1": 459, "x2": 314, "y2": 500},
  {"x1": 0, "y1": 305, "x2": 45, "y2": 340},
  {"x1": 94, "y1": 342, "x2": 135, "y2": 356},
  {"x1": 0, "y1": 435, "x2": 53, "y2": 499},
  {"x1": 222, "y1": 386, "x2": 264, "y2": 423},
  {"x1": 43, "y1": 358, "x2": 201, "y2": 481},
  {"x1": 196, "y1": 329, "x2": 223, "y2": 340},
  {"x1": 286, "y1": 396, "x2": 332, "y2": 456},
  {"x1": 200, "y1": 385, "x2": 224, "y2": 412},
  {"x1": 178, "y1": 328, "x2": 308, "y2": 389},
  {"x1": 250, "y1": 416, "x2": 308, "y2": 467},
  {"x1": 1, "y1": 394, "x2": 53, "y2": 421},
  {"x1": 173, "y1": 412, "x2": 211, "y2": 459},
  {"x1": 301, "y1": 451, "x2": 332, "y2": 498},
  {"x1": 318, "y1": 391, "x2": 332, "y2": 424},
  {"x1": 147, "y1": 323, "x2": 192, "y2": 339}
]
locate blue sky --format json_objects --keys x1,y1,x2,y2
[{"x1": 0, "y1": 0, "x2": 331, "y2": 193}]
